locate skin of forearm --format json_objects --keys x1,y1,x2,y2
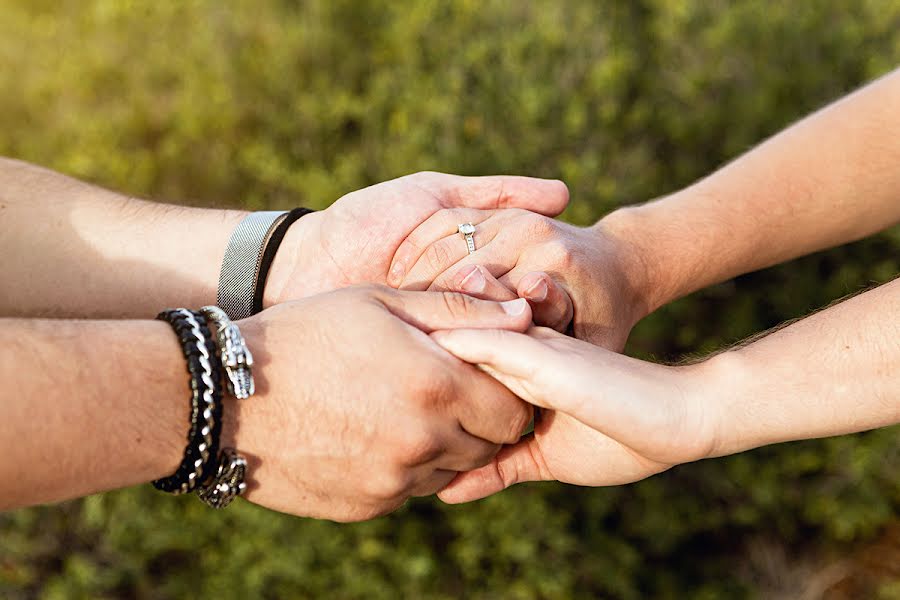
[
  {"x1": 599, "y1": 67, "x2": 900, "y2": 316},
  {"x1": 0, "y1": 318, "x2": 194, "y2": 510},
  {"x1": 696, "y1": 277, "x2": 900, "y2": 458},
  {"x1": 0, "y1": 158, "x2": 249, "y2": 318}
]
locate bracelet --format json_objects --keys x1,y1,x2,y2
[
  {"x1": 196, "y1": 305, "x2": 255, "y2": 508},
  {"x1": 200, "y1": 305, "x2": 255, "y2": 399},
  {"x1": 196, "y1": 448, "x2": 248, "y2": 509},
  {"x1": 218, "y1": 211, "x2": 288, "y2": 320},
  {"x1": 217, "y1": 208, "x2": 314, "y2": 321},
  {"x1": 153, "y1": 309, "x2": 224, "y2": 495},
  {"x1": 252, "y1": 207, "x2": 315, "y2": 315}
]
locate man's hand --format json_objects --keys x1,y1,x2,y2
[
  {"x1": 0, "y1": 162, "x2": 567, "y2": 318},
  {"x1": 264, "y1": 172, "x2": 570, "y2": 306},
  {"x1": 386, "y1": 207, "x2": 650, "y2": 349},
  {"x1": 228, "y1": 286, "x2": 535, "y2": 522}
]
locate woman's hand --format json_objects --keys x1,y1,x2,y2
[
  {"x1": 387, "y1": 208, "x2": 651, "y2": 349},
  {"x1": 429, "y1": 326, "x2": 718, "y2": 502}
]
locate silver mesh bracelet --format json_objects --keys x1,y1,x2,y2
[{"x1": 217, "y1": 211, "x2": 289, "y2": 320}]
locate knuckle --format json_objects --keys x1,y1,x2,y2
[
  {"x1": 414, "y1": 364, "x2": 455, "y2": 403},
  {"x1": 424, "y1": 241, "x2": 454, "y2": 272},
  {"x1": 363, "y1": 468, "x2": 412, "y2": 501},
  {"x1": 500, "y1": 207, "x2": 530, "y2": 222},
  {"x1": 349, "y1": 283, "x2": 395, "y2": 307},
  {"x1": 439, "y1": 291, "x2": 475, "y2": 319},
  {"x1": 396, "y1": 430, "x2": 445, "y2": 466},
  {"x1": 463, "y1": 442, "x2": 502, "y2": 471},
  {"x1": 503, "y1": 402, "x2": 533, "y2": 445},
  {"x1": 346, "y1": 282, "x2": 386, "y2": 299},
  {"x1": 544, "y1": 238, "x2": 576, "y2": 269},
  {"x1": 342, "y1": 499, "x2": 405, "y2": 523},
  {"x1": 494, "y1": 459, "x2": 520, "y2": 489},
  {"x1": 520, "y1": 212, "x2": 556, "y2": 239},
  {"x1": 400, "y1": 234, "x2": 424, "y2": 255}
]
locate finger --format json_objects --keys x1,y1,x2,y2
[
  {"x1": 436, "y1": 435, "x2": 552, "y2": 503},
  {"x1": 388, "y1": 208, "x2": 496, "y2": 287},
  {"x1": 422, "y1": 223, "x2": 540, "y2": 293},
  {"x1": 449, "y1": 365, "x2": 533, "y2": 445},
  {"x1": 438, "y1": 325, "x2": 698, "y2": 463},
  {"x1": 433, "y1": 427, "x2": 502, "y2": 472},
  {"x1": 432, "y1": 173, "x2": 569, "y2": 216},
  {"x1": 446, "y1": 265, "x2": 518, "y2": 302},
  {"x1": 430, "y1": 328, "x2": 558, "y2": 408},
  {"x1": 514, "y1": 272, "x2": 574, "y2": 332},
  {"x1": 409, "y1": 469, "x2": 458, "y2": 498},
  {"x1": 377, "y1": 289, "x2": 532, "y2": 334},
  {"x1": 399, "y1": 213, "x2": 512, "y2": 291}
]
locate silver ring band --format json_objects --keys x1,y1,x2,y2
[{"x1": 458, "y1": 223, "x2": 476, "y2": 254}]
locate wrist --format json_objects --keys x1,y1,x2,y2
[
  {"x1": 587, "y1": 209, "x2": 661, "y2": 325},
  {"x1": 101, "y1": 320, "x2": 195, "y2": 489},
  {"x1": 593, "y1": 198, "x2": 698, "y2": 319},
  {"x1": 217, "y1": 314, "x2": 263, "y2": 453},
  {"x1": 262, "y1": 209, "x2": 327, "y2": 307},
  {"x1": 686, "y1": 348, "x2": 753, "y2": 460}
]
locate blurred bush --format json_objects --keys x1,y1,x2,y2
[{"x1": 1, "y1": 1, "x2": 898, "y2": 598}]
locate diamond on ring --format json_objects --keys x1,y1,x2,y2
[{"x1": 458, "y1": 223, "x2": 476, "y2": 254}]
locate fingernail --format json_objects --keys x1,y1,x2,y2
[
  {"x1": 501, "y1": 298, "x2": 527, "y2": 316},
  {"x1": 524, "y1": 278, "x2": 548, "y2": 302},
  {"x1": 389, "y1": 260, "x2": 405, "y2": 284},
  {"x1": 459, "y1": 265, "x2": 486, "y2": 293}
]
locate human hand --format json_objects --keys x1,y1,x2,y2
[
  {"x1": 227, "y1": 286, "x2": 535, "y2": 521},
  {"x1": 263, "y1": 172, "x2": 570, "y2": 306},
  {"x1": 428, "y1": 326, "x2": 717, "y2": 502},
  {"x1": 386, "y1": 207, "x2": 650, "y2": 349}
]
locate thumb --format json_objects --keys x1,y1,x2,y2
[
  {"x1": 514, "y1": 271, "x2": 574, "y2": 332},
  {"x1": 441, "y1": 174, "x2": 570, "y2": 216},
  {"x1": 377, "y1": 289, "x2": 532, "y2": 334},
  {"x1": 437, "y1": 435, "x2": 552, "y2": 503},
  {"x1": 429, "y1": 327, "x2": 561, "y2": 409}
]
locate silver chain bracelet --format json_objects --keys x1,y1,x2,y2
[
  {"x1": 196, "y1": 449, "x2": 248, "y2": 509},
  {"x1": 200, "y1": 305, "x2": 255, "y2": 399},
  {"x1": 196, "y1": 306, "x2": 256, "y2": 508}
]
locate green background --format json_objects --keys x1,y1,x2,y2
[{"x1": 1, "y1": 1, "x2": 898, "y2": 598}]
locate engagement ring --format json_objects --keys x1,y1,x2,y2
[{"x1": 458, "y1": 222, "x2": 476, "y2": 254}]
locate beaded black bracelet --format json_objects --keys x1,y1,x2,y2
[{"x1": 154, "y1": 309, "x2": 224, "y2": 495}]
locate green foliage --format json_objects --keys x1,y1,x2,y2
[{"x1": 1, "y1": 1, "x2": 898, "y2": 597}]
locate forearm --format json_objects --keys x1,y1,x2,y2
[
  {"x1": 0, "y1": 158, "x2": 247, "y2": 318},
  {"x1": 0, "y1": 318, "x2": 192, "y2": 509},
  {"x1": 700, "y1": 277, "x2": 900, "y2": 457},
  {"x1": 600, "y1": 68, "x2": 900, "y2": 316}
]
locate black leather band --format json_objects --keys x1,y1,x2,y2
[
  {"x1": 251, "y1": 207, "x2": 316, "y2": 314},
  {"x1": 153, "y1": 309, "x2": 223, "y2": 494}
]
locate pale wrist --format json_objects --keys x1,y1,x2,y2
[
  {"x1": 687, "y1": 349, "x2": 754, "y2": 459},
  {"x1": 593, "y1": 198, "x2": 697, "y2": 319}
]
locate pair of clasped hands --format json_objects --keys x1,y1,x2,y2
[{"x1": 234, "y1": 171, "x2": 691, "y2": 522}]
